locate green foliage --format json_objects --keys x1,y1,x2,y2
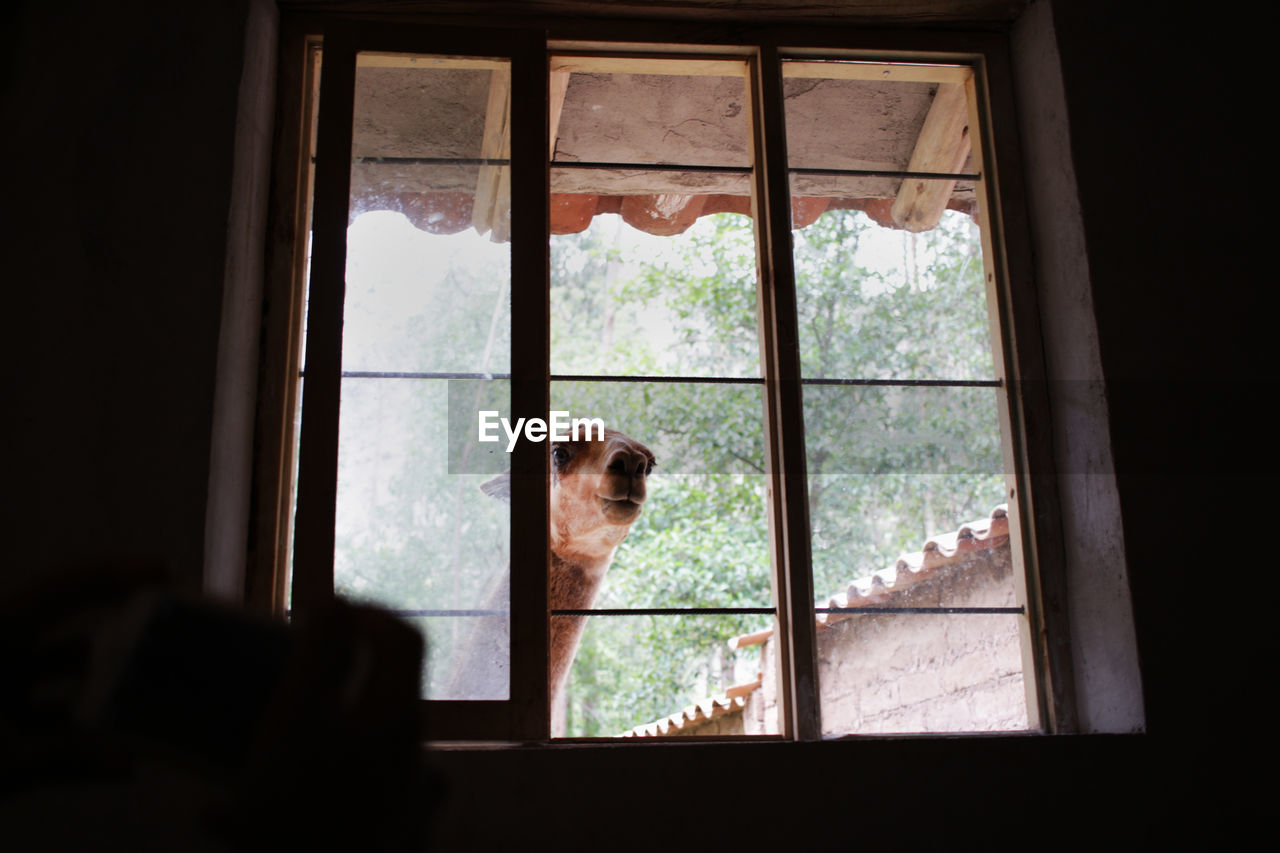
[{"x1": 558, "y1": 208, "x2": 1005, "y2": 734}]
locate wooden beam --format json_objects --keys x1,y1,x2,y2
[
  {"x1": 356, "y1": 52, "x2": 507, "y2": 70},
  {"x1": 549, "y1": 68, "x2": 571, "y2": 158},
  {"x1": 473, "y1": 67, "x2": 512, "y2": 241},
  {"x1": 783, "y1": 60, "x2": 972, "y2": 84},
  {"x1": 550, "y1": 54, "x2": 747, "y2": 77},
  {"x1": 890, "y1": 81, "x2": 972, "y2": 231},
  {"x1": 331, "y1": 1, "x2": 1029, "y2": 26}
]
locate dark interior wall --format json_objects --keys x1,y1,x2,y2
[
  {"x1": 1, "y1": 0, "x2": 1264, "y2": 846},
  {"x1": 1047, "y1": 1, "x2": 1267, "y2": 740},
  {"x1": 3, "y1": 0, "x2": 250, "y2": 594}
]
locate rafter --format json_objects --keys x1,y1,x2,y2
[
  {"x1": 473, "y1": 68, "x2": 512, "y2": 241},
  {"x1": 890, "y1": 79, "x2": 973, "y2": 231}
]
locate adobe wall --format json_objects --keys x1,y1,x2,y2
[{"x1": 745, "y1": 542, "x2": 1026, "y2": 735}]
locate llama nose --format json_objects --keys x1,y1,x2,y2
[{"x1": 607, "y1": 451, "x2": 648, "y2": 501}]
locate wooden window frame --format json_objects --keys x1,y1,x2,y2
[{"x1": 252, "y1": 10, "x2": 1076, "y2": 743}]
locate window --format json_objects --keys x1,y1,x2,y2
[{"x1": 269, "y1": 20, "x2": 1067, "y2": 742}]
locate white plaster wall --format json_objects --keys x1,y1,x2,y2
[
  {"x1": 1010, "y1": 0, "x2": 1146, "y2": 733},
  {"x1": 204, "y1": 0, "x2": 280, "y2": 602}
]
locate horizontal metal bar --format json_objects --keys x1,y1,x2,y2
[
  {"x1": 356, "y1": 156, "x2": 511, "y2": 166},
  {"x1": 312, "y1": 372, "x2": 1000, "y2": 387},
  {"x1": 300, "y1": 605, "x2": 1020, "y2": 619},
  {"x1": 551, "y1": 160, "x2": 752, "y2": 174},
  {"x1": 556, "y1": 375, "x2": 999, "y2": 387},
  {"x1": 339, "y1": 370, "x2": 510, "y2": 380},
  {"x1": 801, "y1": 377, "x2": 1002, "y2": 387},
  {"x1": 791, "y1": 166, "x2": 979, "y2": 181},
  {"x1": 553, "y1": 373, "x2": 763, "y2": 385},
  {"x1": 553, "y1": 607, "x2": 776, "y2": 616},
  {"x1": 307, "y1": 370, "x2": 761, "y2": 383},
  {"x1": 344, "y1": 162, "x2": 976, "y2": 180},
  {"x1": 815, "y1": 606, "x2": 1025, "y2": 615},
  {"x1": 389, "y1": 609, "x2": 508, "y2": 618},
  {"x1": 284, "y1": 609, "x2": 508, "y2": 618}
]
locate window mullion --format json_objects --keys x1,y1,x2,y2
[
  {"x1": 291, "y1": 31, "x2": 356, "y2": 616},
  {"x1": 750, "y1": 45, "x2": 821, "y2": 742},
  {"x1": 967, "y1": 56, "x2": 1073, "y2": 733},
  {"x1": 505, "y1": 36, "x2": 552, "y2": 740}
]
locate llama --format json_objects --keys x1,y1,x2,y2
[{"x1": 450, "y1": 427, "x2": 654, "y2": 735}]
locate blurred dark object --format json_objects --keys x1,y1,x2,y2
[{"x1": 0, "y1": 565, "x2": 434, "y2": 851}]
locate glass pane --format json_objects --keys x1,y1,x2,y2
[
  {"x1": 551, "y1": 58, "x2": 751, "y2": 168},
  {"x1": 789, "y1": 172, "x2": 979, "y2": 234},
  {"x1": 814, "y1": 612, "x2": 1028, "y2": 735},
  {"x1": 790, "y1": 188, "x2": 993, "y2": 383},
  {"x1": 550, "y1": 379, "x2": 766, "y2": 475},
  {"x1": 784, "y1": 60, "x2": 984, "y2": 384},
  {"x1": 334, "y1": 52, "x2": 513, "y2": 699},
  {"x1": 782, "y1": 61, "x2": 974, "y2": 174},
  {"x1": 341, "y1": 211, "x2": 510, "y2": 374},
  {"x1": 408, "y1": 614, "x2": 509, "y2": 701},
  {"x1": 544, "y1": 380, "x2": 773, "y2": 737},
  {"x1": 802, "y1": 383, "x2": 1003, "y2": 474},
  {"x1": 551, "y1": 165, "x2": 752, "y2": 199},
  {"x1": 802, "y1": 384, "x2": 1008, "y2": 606},
  {"x1": 335, "y1": 379, "x2": 509, "y2": 698},
  {"x1": 549, "y1": 58, "x2": 757, "y2": 380},
  {"x1": 551, "y1": 211, "x2": 759, "y2": 378},
  {"x1": 545, "y1": 56, "x2": 772, "y2": 739},
  {"x1": 557, "y1": 613, "x2": 777, "y2": 737},
  {"x1": 551, "y1": 380, "x2": 772, "y2": 608},
  {"x1": 785, "y1": 58, "x2": 1028, "y2": 734},
  {"x1": 729, "y1": 610, "x2": 1026, "y2": 736},
  {"x1": 808, "y1": 474, "x2": 1012, "y2": 609},
  {"x1": 346, "y1": 53, "x2": 512, "y2": 375}
]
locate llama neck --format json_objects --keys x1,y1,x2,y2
[
  {"x1": 549, "y1": 549, "x2": 611, "y2": 611},
  {"x1": 547, "y1": 549, "x2": 614, "y2": 720}
]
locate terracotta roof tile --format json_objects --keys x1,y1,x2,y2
[
  {"x1": 821, "y1": 504, "x2": 1009, "y2": 616},
  {"x1": 621, "y1": 693, "x2": 750, "y2": 738},
  {"x1": 360, "y1": 190, "x2": 979, "y2": 237},
  {"x1": 732, "y1": 504, "x2": 1010, "y2": 647}
]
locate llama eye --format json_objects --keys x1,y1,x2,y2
[
  {"x1": 551, "y1": 445, "x2": 570, "y2": 467},
  {"x1": 644, "y1": 461, "x2": 655, "y2": 477}
]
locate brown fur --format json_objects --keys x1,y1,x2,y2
[
  {"x1": 462, "y1": 427, "x2": 654, "y2": 735},
  {"x1": 546, "y1": 428, "x2": 654, "y2": 716}
]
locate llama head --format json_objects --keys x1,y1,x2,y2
[
  {"x1": 479, "y1": 426, "x2": 655, "y2": 566},
  {"x1": 548, "y1": 427, "x2": 654, "y2": 566}
]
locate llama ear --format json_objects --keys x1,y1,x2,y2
[{"x1": 479, "y1": 470, "x2": 511, "y2": 502}]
